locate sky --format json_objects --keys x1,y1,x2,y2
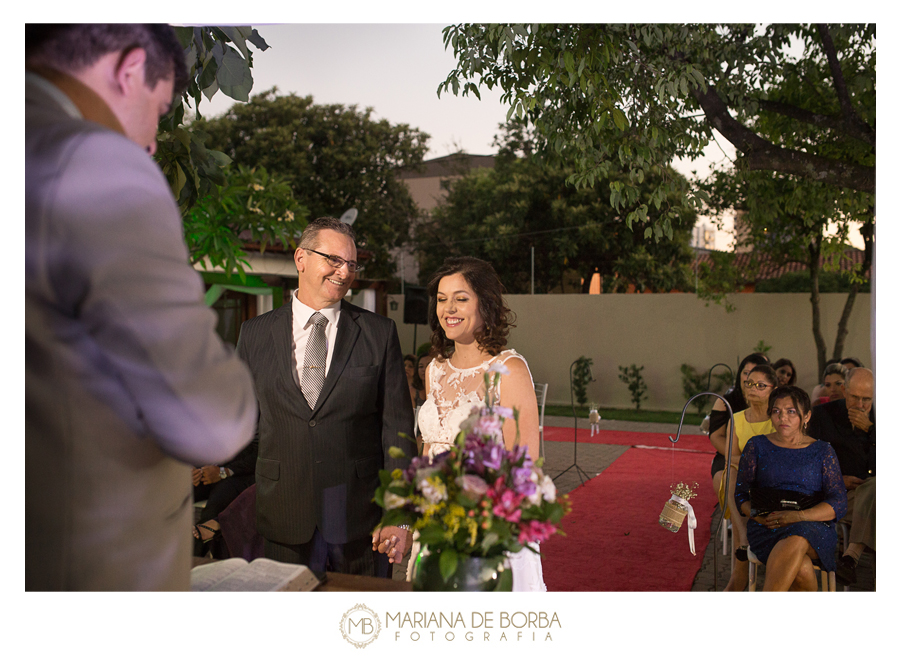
[{"x1": 196, "y1": 22, "x2": 742, "y2": 249}]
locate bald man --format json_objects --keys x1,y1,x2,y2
[{"x1": 808, "y1": 367, "x2": 875, "y2": 586}]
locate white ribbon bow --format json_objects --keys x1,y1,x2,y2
[{"x1": 672, "y1": 494, "x2": 697, "y2": 555}]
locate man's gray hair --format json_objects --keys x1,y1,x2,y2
[{"x1": 299, "y1": 217, "x2": 356, "y2": 251}]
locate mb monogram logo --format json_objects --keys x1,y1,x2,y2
[{"x1": 340, "y1": 604, "x2": 382, "y2": 648}]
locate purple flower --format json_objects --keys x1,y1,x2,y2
[
  {"x1": 511, "y1": 466, "x2": 537, "y2": 497},
  {"x1": 473, "y1": 415, "x2": 503, "y2": 440},
  {"x1": 482, "y1": 442, "x2": 505, "y2": 471},
  {"x1": 487, "y1": 363, "x2": 510, "y2": 376}
]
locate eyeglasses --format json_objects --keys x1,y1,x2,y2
[
  {"x1": 305, "y1": 248, "x2": 363, "y2": 273},
  {"x1": 743, "y1": 381, "x2": 773, "y2": 390}
]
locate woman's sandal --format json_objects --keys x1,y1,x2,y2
[
  {"x1": 734, "y1": 546, "x2": 748, "y2": 562},
  {"x1": 193, "y1": 523, "x2": 219, "y2": 543}
]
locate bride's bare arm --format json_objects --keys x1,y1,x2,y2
[{"x1": 499, "y1": 358, "x2": 541, "y2": 459}]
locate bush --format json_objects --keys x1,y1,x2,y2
[{"x1": 618, "y1": 364, "x2": 648, "y2": 411}]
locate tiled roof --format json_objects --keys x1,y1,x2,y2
[{"x1": 692, "y1": 247, "x2": 870, "y2": 282}]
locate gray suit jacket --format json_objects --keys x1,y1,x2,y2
[
  {"x1": 236, "y1": 300, "x2": 413, "y2": 546},
  {"x1": 25, "y1": 72, "x2": 257, "y2": 590}
]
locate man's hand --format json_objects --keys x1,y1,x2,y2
[
  {"x1": 843, "y1": 475, "x2": 865, "y2": 491},
  {"x1": 848, "y1": 408, "x2": 873, "y2": 433},
  {"x1": 198, "y1": 464, "x2": 221, "y2": 485},
  {"x1": 372, "y1": 526, "x2": 411, "y2": 564}
]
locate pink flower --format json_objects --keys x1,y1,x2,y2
[
  {"x1": 489, "y1": 486, "x2": 525, "y2": 523},
  {"x1": 518, "y1": 520, "x2": 557, "y2": 544}
]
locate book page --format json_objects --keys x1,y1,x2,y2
[{"x1": 191, "y1": 558, "x2": 319, "y2": 592}]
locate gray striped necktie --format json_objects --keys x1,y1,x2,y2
[{"x1": 301, "y1": 312, "x2": 328, "y2": 408}]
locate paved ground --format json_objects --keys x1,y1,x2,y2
[{"x1": 541, "y1": 415, "x2": 876, "y2": 592}]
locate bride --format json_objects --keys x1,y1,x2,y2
[{"x1": 414, "y1": 256, "x2": 546, "y2": 591}]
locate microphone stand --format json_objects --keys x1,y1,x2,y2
[
  {"x1": 553, "y1": 359, "x2": 592, "y2": 487},
  {"x1": 669, "y1": 392, "x2": 735, "y2": 592}
]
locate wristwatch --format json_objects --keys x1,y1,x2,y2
[{"x1": 219, "y1": 467, "x2": 229, "y2": 480}]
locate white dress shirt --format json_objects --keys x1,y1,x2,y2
[{"x1": 291, "y1": 291, "x2": 342, "y2": 390}]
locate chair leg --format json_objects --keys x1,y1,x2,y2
[{"x1": 748, "y1": 560, "x2": 757, "y2": 592}]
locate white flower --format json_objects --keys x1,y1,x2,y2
[
  {"x1": 540, "y1": 475, "x2": 557, "y2": 503},
  {"x1": 383, "y1": 491, "x2": 407, "y2": 510},
  {"x1": 419, "y1": 476, "x2": 447, "y2": 504},
  {"x1": 487, "y1": 362, "x2": 510, "y2": 376}
]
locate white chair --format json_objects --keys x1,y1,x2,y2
[
  {"x1": 747, "y1": 547, "x2": 836, "y2": 591},
  {"x1": 533, "y1": 383, "x2": 548, "y2": 458}
]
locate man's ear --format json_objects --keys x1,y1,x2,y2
[
  {"x1": 294, "y1": 247, "x2": 305, "y2": 272},
  {"x1": 113, "y1": 47, "x2": 148, "y2": 96}
]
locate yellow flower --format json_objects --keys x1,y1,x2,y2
[{"x1": 251, "y1": 183, "x2": 264, "y2": 191}]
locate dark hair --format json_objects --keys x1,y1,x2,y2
[
  {"x1": 26, "y1": 24, "x2": 188, "y2": 95},
  {"x1": 772, "y1": 358, "x2": 797, "y2": 386},
  {"x1": 403, "y1": 354, "x2": 416, "y2": 367},
  {"x1": 749, "y1": 364, "x2": 778, "y2": 389},
  {"x1": 412, "y1": 353, "x2": 432, "y2": 392},
  {"x1": 840, "y1": 356, "x2": 863, "y2": 368},
  {"x1": 767, "y1": 385, "x2": 812, "y2": 426},
  {"x1": 427, "y1": 256, "x2": 515, "y2": 359},
  {"x1": 299, "y1": 217, "x2": 356, "y2": 250},
  {"x1": 723, "y1": 352, "x2": 770, "y2": 412},
  {"x1": 822, "y1": 362, "x2": 849, "y2": 381}
]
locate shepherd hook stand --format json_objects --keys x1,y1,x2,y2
[
  {"x1": 553, "y1": 360, "x2": 593, "y2": 487},
  {"x1": 669, "y1": 392, "x2": 735, "y2": 592}
]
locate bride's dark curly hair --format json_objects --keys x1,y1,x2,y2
[{"x1": 427, "y1": 256, "x2": 516, "y2": 359}]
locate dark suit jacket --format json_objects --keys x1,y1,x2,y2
[
  {"x1": 236, "y1": 300, "x2": 413, "y2": 546},
  {"x1": 808, "y1": 399, "x2": 875, "y2": 479}
]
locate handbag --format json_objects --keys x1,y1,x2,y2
[{"x1": 750, "y1": 487, "x2": 824, "y2": 517}]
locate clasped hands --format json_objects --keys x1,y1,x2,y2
[
  {"x1": 752, "y1": 509, "x2": 805, "y2": 529},
  {"x1": 372, "y1": 526, "x2": 412, "y2": 564},
  {"x1": 191, "y1": 465, "x2": 221, "y2": 486}
]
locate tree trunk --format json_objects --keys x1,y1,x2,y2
[
  {"x1": 831, "y1": 217, "x2": 874, "y2": 361},
  {"x1": 808, "y1": 236, "x2": 827, "y2": 377}
]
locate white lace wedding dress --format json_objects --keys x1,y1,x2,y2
[{"x1": 413, "y1": 349, "x2": 547, "y2": 592}]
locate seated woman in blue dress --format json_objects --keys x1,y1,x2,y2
[{"x1": 734, "y1": 386, "x2": 847, "y2": 591}]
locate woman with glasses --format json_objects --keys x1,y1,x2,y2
[
  {"x1": 734, "y1": 386, "x2": 847, "y2": 590},
  {"x1": 717, "y1": 364, "x2": 779, "y2": 590}
]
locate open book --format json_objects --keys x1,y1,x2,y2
[{"x1": 191, "y1": 558, "x2": 319, "y2": 592}]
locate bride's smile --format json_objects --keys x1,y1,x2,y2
[{"x1": 436, "y1": 273, "x2": 484, "y2": 346}]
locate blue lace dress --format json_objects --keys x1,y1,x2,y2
[{"x1": 734, "y1": 435, "x2": 847, "y2": 572}]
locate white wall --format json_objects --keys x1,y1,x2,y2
[{"x1": 387, "y1": 292, "x2": 872, "y2": 412}]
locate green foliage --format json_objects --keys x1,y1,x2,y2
[
  {"x1": 438, "y1": 24, "x2": 875, "y2": 240},
  {"x1": 572, "y1": 357, "x2": 594, "y2": 407},
  {"x1": 680, "y1": 364, "x2": 730, "y2": 415},
  {"x1": 752, "y1": 340, "x2": 773, "y2": 357},
  {"x1": 755, "y1": 269, "x2": 870, "y2": 293},
  {"x1": 156, "y1": 26, "x2": 270, "y2": 214},
  {"x1": 618, "y1": 364, "x2": 648, "y2": 411},
  {"x1": 183, "y1": 165, "x2": 308, "y2": 280},
  {"x1": 417, "y1": 121, "x2": 697, "y2": 293},
  {"x1": 197, "y1": 90, "x2": 430, "y2": 280}
]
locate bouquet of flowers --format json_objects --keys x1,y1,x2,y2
[{"x1": 374, "y1": 364, "x2": 570, "y2": 584}]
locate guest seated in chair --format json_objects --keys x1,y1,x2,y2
[
  {"x1": 772, "y1": 358, "x2": 797, "y2": 387},
  {"x1": 812, "y1": 362, "x2": 848, "y2": 407},
  {"x1": 734, "y1": 386, "x2": 847, "y2": 591},
  {"x1": 807, "y1": 367, "x2": 875, "y2": 587},
  {"x1": 193, "y1": 438, "x2": 258, "y2": 557},
  {"x1": 717, "y1": 363, "x2": 777, "y2": 591}
]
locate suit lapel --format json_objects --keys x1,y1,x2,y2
[
  {"x1": 313, "y1": 301, "x2": 361, "y2": 414},
  {"x1": 269, "y1": 302, "x2": 311, "y2": 420}
]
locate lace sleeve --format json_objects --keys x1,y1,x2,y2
[
  {"x1": 734, "y1": 436, "x2": 758, "y2": 509},
  {"x1": 821, "y1": 442, "x2": 848, "y2": 519}
]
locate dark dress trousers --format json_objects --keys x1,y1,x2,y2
[{"x1": 236, "y1": 300, "x2": 413, "y2": 566}]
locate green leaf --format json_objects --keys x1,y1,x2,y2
[{"x1": 439, "y1": 548, "x2": 459, "y2": 582}]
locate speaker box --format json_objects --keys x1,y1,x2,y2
[{"x1": 403, "y1": 286, "x2": 429, "y2": 325}]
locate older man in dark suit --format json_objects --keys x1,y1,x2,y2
[{"x1": 237, "y1": 217, "x2": 413, "y2": 577}]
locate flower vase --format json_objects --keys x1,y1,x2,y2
[
  {"x1": 411, "y1": 549, "x2": 512, "y2": 591},
  {"x1": 659, "y1": 498, "x2": 688, "y2": 532}
]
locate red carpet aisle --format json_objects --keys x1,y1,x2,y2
[
  {"x1": 541, "y1": 446, "x2": 717, "y2": 591},
  {"x1": 543, "y1": 426, "x2": 712, "y2": 452}
]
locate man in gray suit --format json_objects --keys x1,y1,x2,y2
[
  {"x1": 237, "y1": 217, "x2": 413, "y2": 577},
  {"x1": 26, "y1": 25, "x2": 257, "y2": 590}
]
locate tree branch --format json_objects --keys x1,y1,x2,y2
[
  {"x1": 758, "y1": 99, "x2": 875, "y2": 147},
  {"x1": 816, "y1": 24, "x2": 875, "y2": 145},
  {"x1": 692, "y1": 84, "x2": 874, "y2": 193}
]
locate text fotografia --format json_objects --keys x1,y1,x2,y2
[{"x1": 387, "y1": 611, "x2": 561, "y2": 642}]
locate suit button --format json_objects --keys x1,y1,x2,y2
[{"x1": 309, "y1": 420, "x2": 317, "y2": 427}]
